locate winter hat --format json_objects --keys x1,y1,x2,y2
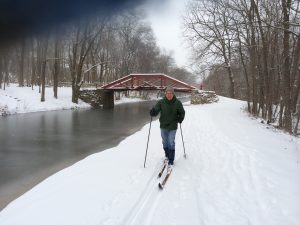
[{"x1": 165, "y1": 86, "x2": 174, "y2": 94}]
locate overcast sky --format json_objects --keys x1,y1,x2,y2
[
  {"x1": 143, "y1": 0, "x2": 191, "y2": 69},
  {"x1": 0, "y1": 0, "x2": 191, "y2": 69}
]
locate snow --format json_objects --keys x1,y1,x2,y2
[
  {"x1": 0, "y1": 94, "x2": 300, "y2": 225},
  {"x1": 0, "y1": 84, "x2": 91, "y2": 115},
  {"x1": 115, "y1": 97, "x2": 145, "y2": 105},
  {"x1": 0, "y1": 84, "x2": 148, "y2": 115}
]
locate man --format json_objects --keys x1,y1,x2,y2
[{"x1": 149, "y1": 86, "x2": 185, "y2": 171}]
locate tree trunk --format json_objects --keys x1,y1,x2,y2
[
  {"x1": 247, "y1": 3, "x2": 259, "y2": 115},
  {"x1": 53, "y1": 30, "x2": 59, "y2": 99},
  {"x1": 281, "y1": 0, "x2": 292, "y2": 132},
  {"x1": 91, "y1": 53, "x2": 97, "y2": 83},
  {"x1": 238, "y1": 49, "x2": 251, "y2": 112},
  {"x1": 268, "y1": 31, "x2": 279, "y2": 122},
  {"x1": 294, "y1": 109, "x2": 300, "y2": 134},
  {"x1": 18, "y1": 39, "x2": 26, "y2": 87},
  {"x1": 36, "y1": 40, "x2": 43, "y2": 93},
  {"x1": 41, "y1": 60, "x2": 46, "y2": 101},
  {"x1": 4, "y1": 56, "x2": 9, "y2": 90},
  {"x1": 251, "y1": 0, "x2": 271, "y2": 120},
  {"x1": 226, "y1": 65, "x2": 235, "y2": 98},
  {"x1": 291, "y1": 35, "x2": 300, "y2": 112},
  {"x1": 30, "y1": 38, "x2": 36, "y2": 90},
  {"x1": 72, "y1": 83, "x2": 81, "y2": 104},
  {"x1": 40, "y1": 38, "x2": 49, "y2": 102},
  {"x1": 279, "y1": 100, "x2": 284, "y2": 128}
]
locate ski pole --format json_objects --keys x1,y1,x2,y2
[
  {"x1": 144, "y1": 116, "x2": 152, "y2": 168},
  {"x1": 179, "y1": 123, "x2": 187, "y2": 158}
]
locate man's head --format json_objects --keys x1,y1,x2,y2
[{"x1": 165, "y1": 86, "x2": 175, "y2": 101}]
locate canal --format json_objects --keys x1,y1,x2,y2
[{"x1": 0, "y1": 100, "x2": 158, "y2": 210}]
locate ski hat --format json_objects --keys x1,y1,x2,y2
[{"x1": 165, "y1": 86, "x2": 174, "y2": 94}]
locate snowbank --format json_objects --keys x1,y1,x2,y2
[{"x1": 0, "y1": 84, "x2": 91, "y2": 115}]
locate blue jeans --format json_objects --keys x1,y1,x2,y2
[{"x1": 160, "y1": 129, "x2": 177, "y2": 165}]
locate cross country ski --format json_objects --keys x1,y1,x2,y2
[
  {"x1": 158, "y1": 167, "x2": 172, "y2": 190},
  {"x1": 158, "y1": 162, "x2": 167, "y2": 178}
]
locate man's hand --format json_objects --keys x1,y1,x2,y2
[
  {"x1": 149, "y1": 108, "x2": 156, "y2": 117},
  {"x1": 177, "y1": 114, "x2": 184, "y2": 123}
]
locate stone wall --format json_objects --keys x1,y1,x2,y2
[
  {"x1": 79, "y1": 89, "x2": 103, "y2": 107},
  {"x1": 191, "y1": 90, "x2": 219, "y2": 104}
]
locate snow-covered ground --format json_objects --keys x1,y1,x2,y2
[
  {"x1": 0, "y1": 84, "x2": 91, "y2": 115},
  {"x1": 0, "y1": 96, "x2": 299, "y2": 225}
]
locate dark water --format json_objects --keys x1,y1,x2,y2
[{"x1": 0, "y1": 100, "x2": 159, "y2": 210}]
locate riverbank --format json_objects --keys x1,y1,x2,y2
[
  {"x1": 0, "y1": 84, "x2": 90, "y2": 115},
  {"x1": 0, "y1": 84, "x2": 148, "y2": 116}
]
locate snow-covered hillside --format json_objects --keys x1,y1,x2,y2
[{"x1": 0, "y1": 97, "x2": 299, "y2": 225}]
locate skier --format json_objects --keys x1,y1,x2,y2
[{"x1": 149, "y1": 86, "x2": 185, "y2": 172}]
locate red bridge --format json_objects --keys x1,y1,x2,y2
[
  {"x1": 100, "y1": 73, "x2": 196, "y2": 92},
  {"x1": 99, "y1": 73, "x2": 197, "y2": 108}
]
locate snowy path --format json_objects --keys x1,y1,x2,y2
[{"x1": 1, "y1": 97, "x2": 299, "y2": 225}]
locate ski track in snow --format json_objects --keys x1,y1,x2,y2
[
  {"x1": 102, "y1": 105, "x2": 244, "y2": 224},
  {"x1": 107, "y1": 99, "x2": 299, "y2": 225},
  {"x1": 121, "y1": 162, "x2": 162, "y2": 225}
]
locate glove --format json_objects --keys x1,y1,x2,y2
[
  {"x1": 177, "y1": 114, "x2": 183, "y2": 124},
  {"x1": 149, "y1": 108, "x2": 156, "y2": 117}
]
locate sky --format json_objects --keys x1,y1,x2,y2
[{"x1": 143, "y1": 0, "x2": 191, "y2": 69}]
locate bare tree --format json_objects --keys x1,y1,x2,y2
[
  {"x1": 291, "y1": 35, "x2": 300, "y2": 111},
  {"x1": 68, "y1": 18, "x2": 107, "y2": 103},
  {"x1": 40, "y1": 37, "x2": 49, "y2": 102},
  {"x1": 3, "y1": 54, "x2": 9, "y2": 90},
  {"x1": 281, "y1": 0, "x2": 292, "y2": 131},
  {"x1": 184, "y1": 0, "x2": 237, "y2": 98},
  {"x1": 16, "y1": 38, "x2": 26, "y2": 87},
  {"x1": 183, "y1": 0, "x2": 300, "y2": 133},
  {"x1": 53, "y1": 28, "x2": 60, "y2": 98},
  {"x1": 29, "y1": 36, "x2": 37, "y2": 89},
  {"x1": 0, "y1": 9, "x2": 184, "y2": 109}
]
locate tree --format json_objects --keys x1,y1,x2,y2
[
  {"x1": 184, "y1": 0, "x2": 300, "y2": 133},
  {"x1": 40, "y1": 37, "x2": 49, "y2": 102},
  {"x1": 183, "y1": 0, "x2": 236, "y2": 98},
  {"x1": 67, "y1": 17, "x2": 107, "y2": 103},
  {"x1": 53, "y1": 28, "x2": 60, "y2": 98},
  {"x1": 281, "y1": 0, "x2": 292, "y2": 131},
  {"x1": 17, "y1": 38, "x2": 26, "y2": 87}
]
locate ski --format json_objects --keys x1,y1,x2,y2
[
  {"x1": 158, "y1": 162, "x2": 167, "y2": 178},
  {"x1": 158, "y1": 168, "x2": 172, "y2": 190}
]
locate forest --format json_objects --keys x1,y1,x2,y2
[
  {"x1": 0, "y1": 9, "x2": 195, "y2": 104},
  {"x1": 1, "y1": 0, "x2": 300, "y2": 134},
  {"x1": 183, "y1": 0, "x2": 300, "y2": 133}
]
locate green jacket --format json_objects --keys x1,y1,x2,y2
[{"x1": 153, "y1": 96, "x2": 185, "y2": 130}]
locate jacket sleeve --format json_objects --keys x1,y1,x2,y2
[
  {"x1": 152, "y1": 100, "x2": 161, "y2": 116},
  {"x1": 177, "y1": 101, "x2": 185, "y2": 122}
]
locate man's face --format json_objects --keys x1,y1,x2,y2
[{"x1": 165, "y1": 91, "x2": 174, "y2": 101}]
